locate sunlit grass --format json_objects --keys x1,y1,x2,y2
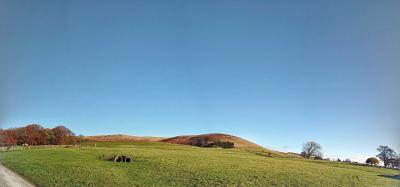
[{"x1": 0, "y1": 142, "x2": 399, "y2": 187}]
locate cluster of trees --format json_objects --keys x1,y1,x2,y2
[
  {"x1": 0, "y1": 124, "x2": 79, "y2": 146},
  {"x1": 211, "y1": 141, "x2": 235, "y2": 148},
  {"x1": 370, "y1": 145, "x2": 399, "y2": 168},
  {"x1": 300, "y1": 141, "x2": 399, "y2": 169},
  {"x1": 188, "y1": 137, "x2": 235, "y2": 148}
]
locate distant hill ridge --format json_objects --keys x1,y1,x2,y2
[
  {"x1": 85, "y1": 133, "x2": 261, "y2": 148},
  {"x1": 85, "y1": 133, "x2": 296, "y2": 157},
  {"x1": 85, "y1": 134, "x2": 165, "y2": 142}
]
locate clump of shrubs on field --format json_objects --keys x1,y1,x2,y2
[{"x1": 212, "y1": 141, "x2": 235, "y2": 148}]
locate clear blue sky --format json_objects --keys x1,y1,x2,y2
[{"x1": 1, "y1": 0, "x2": 399, "y2": 162}]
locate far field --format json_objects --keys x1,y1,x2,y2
[{"x1": 0, "y1": 141, "x2": 399, "y2": 187}]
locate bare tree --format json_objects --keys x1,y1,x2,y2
[
  {"x1": 376, "y1": 145, "x2": 397, "y2": 168},
  {"x1": 301, "y1": 141, "x2": 322, "y2": 159}
]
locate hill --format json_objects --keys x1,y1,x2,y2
[
  {"x1": 161, "y1": 133, "x2": 263, "y2": 149},
  {"x1": 86, "y1": 133, "x2": 292, "y2": 157},
  {"x1": 84, "y1": 134, "x2": 165, "y2": 142},
  {"x1": 161, "y1": 133, "x2": 292, "y2": 157}
]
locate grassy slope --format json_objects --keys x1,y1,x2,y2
[{"x1": 0, "y1": 142, "x2": 399, "y2": 187}]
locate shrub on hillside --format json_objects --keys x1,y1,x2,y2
[
  {"x1": 213, "y1": 141, "x2": 234, "y2": 148},
  {"x1": 188, "y1": 138, "x2": 209, "y2": 147},
  {"x1": 188, "y1": 137, "x2": 234, "y2": 148},
  {"x1": 365, "y1": 157, "x2": 379, "y2": 166}
]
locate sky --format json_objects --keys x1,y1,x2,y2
[{"x1": 0, "y1": 0, "x2": 399, "y2": 162}]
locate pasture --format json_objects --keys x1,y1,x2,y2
[{"x1": 0, "y1": 141, "x2": 399, "y2": 187}]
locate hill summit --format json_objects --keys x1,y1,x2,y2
[
  {"x1": 84, "y1": 133, "x2": 291, "y2": 157},
  {"x1": 161, "y1": 133, "x2": 263, "y2": 149}
]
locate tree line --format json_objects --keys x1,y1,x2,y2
[
  {"x1": 300, "y1": 141, "x2": 400, "y2": 169},
  {"x1": 0, "y1": 124, "x2": 79, "y2": 146}
]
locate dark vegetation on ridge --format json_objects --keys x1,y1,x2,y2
[{"x1": 161, "y1": 133, "x2": 260, "y2": 149}]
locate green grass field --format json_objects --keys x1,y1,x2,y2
[{"x1": 0, "y1": 142, "x2": 399, "y2": 187}]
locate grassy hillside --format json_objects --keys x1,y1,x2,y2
[
  {"x1": 86, "y1": 133, "x2": 290, "y2": 157},
  {"x1": 0, "y1": 141, "x2": 399, "y2": 187},
  {"x1": 161, "y1": 133, "x2": 290, "y2": 157}
]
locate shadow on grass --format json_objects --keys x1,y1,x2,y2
[{"x1": 378, "y1": 175, "x2": 400, "y2": 180}]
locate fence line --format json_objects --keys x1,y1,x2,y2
[
  {"x1": 0, "y1": 145, "x2": 82, "y2": 152},
  {"x1": 0, "y1": 146, "x2": 24, "y2": 152}
]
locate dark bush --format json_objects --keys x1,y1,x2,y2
[
  {"x1": 214, "y1": 141, "x2": 234, "y2": 148},
  {"x1": 187, "y1": 137, "x2": 234, "y2": 148},
  {"x1": 188, "y1": 138, "x2": 208, "y2": 147}
]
